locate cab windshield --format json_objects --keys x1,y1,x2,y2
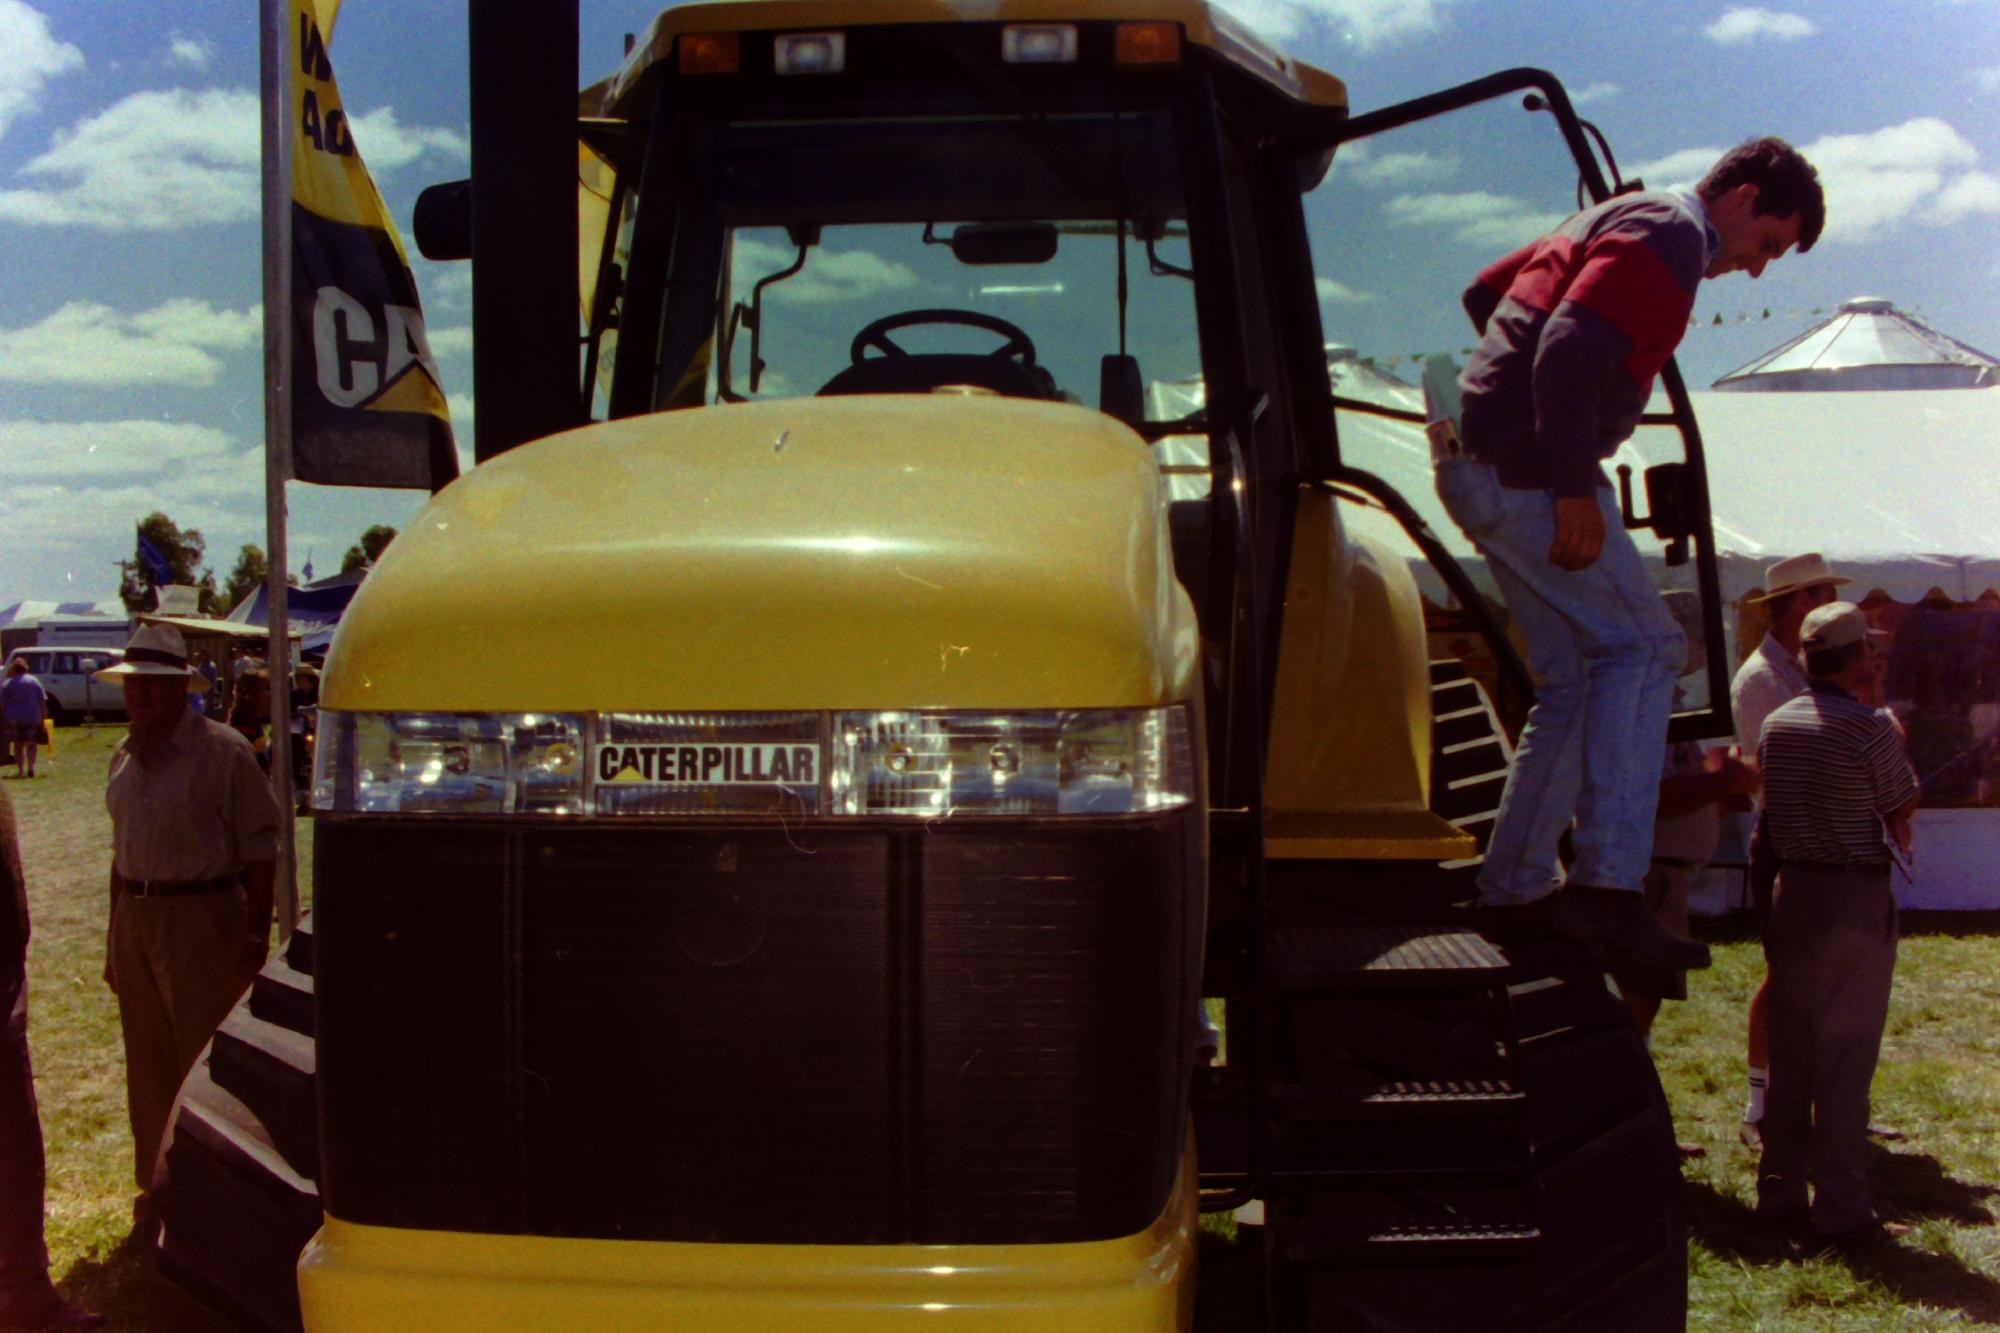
[{"x1": 611, "y1": 88, "x2": 1204, "y2": 435}]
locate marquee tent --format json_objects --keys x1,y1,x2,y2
[
  {"x1": 225, "y1": 570, "x2": 367, "y2": 658},
  {"x1": 1713, "y1": 297, "x2": 2000, "y2": 393}
]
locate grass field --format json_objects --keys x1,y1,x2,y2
[{"x1": 11, "y1": 725, "x2": 1999, "y2": 1330}]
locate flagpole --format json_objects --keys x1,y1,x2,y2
[{"x1": 260, "y1": 0, "x2": 299, "y2": 942}]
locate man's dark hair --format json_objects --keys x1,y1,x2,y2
[
  {"x1": 1805, "y1": 640, "x2": 1865, "y2": 679},
  {"x1": 1699, "y1": 137, "x2": 1825, "y2": 251}
]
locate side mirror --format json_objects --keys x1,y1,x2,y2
[
  {"x1": 413, "y1": 179, "x2": 472, "y2": 261},
  {"x1": 1617, "y1": 461, "x2": 1695, "y2": 566}
]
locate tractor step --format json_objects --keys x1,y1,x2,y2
[
  {"x1": 1271, "y1": 925, "x2": 1507, "y2": 990},
  {"x1": 1276, "y1": 1077, "x2": 1525, "y2": 1121},
  {"x1": 157, "y1": 1065, "x2": 317, "y2": 1333},
  {"x1": 1275, "y1": 1215, "x2": 1540, "y2": 1267},
  {"x1": 210, "y1": 1008, "x2": 317, "y2": 1181},
  {"x1": 284, "y1": 917, "x2": 314, "y2": 977},
  {"x1": 250, "y1": 955, "x2": 315, "y2": 1037}
]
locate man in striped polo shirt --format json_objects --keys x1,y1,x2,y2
[
  {"x1": 1436, "y1": 138, "x2": 1824, "y2": 971},
  {"x1": 1756, "y1": 601, "x2": 1918, "y2": 1246}
]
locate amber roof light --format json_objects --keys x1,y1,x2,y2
[
  {"x1": 678, "y1": 32, "x2": 741, "y2": 75},
  {"x1": 1115, "y1": 22, "x2": 1182, "y2": 66}
]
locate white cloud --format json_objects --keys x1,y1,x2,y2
[
  {"x1": 1349, "y1": 149, "x2": 1456, "y2": 188},
  {"x1": 1803, "y1": 118, "x2": 1988, "y2": 240},
  {"x1": 1213, "y1": 0, "x2": 1449, "y2": 51},
  {"x1": 0, "y1": 87, "x2": 258, "y2": 228},
  {"x1": 0, "y1": 89, "x2": 467, "y2": 230},
  {"x1": 1629, "y1": 147, "x2": 1723, "y2": 190},
  {"x1": 1632, "y1": 120, "x2": 1999, "y2": 241},
  {"x1": 426, "y1": 325, "x2": 473, "y2": 358},
  {"x1": 1385, "y1": 191, "x2": 1568, "y2": 249},
  {"x1": 1704, "y1": 8, "x2": 1817, "y2": 44},
  {"x1": 1571, "y1": 82, "x2": 1621, "y2": 106},
  {"x1": 0, "y1": 0, "x2": 83, "y2": 142},
  {"x1": 1973, "y1": 66, "x2": 2000, "y2": 96},
  {"x1": 0, "y1": 419, "x2": 239, "y2": 481},
  {"x1": 0, "y1": 300, "x2": 261, "y2": 386},
  {"x1": 1931, "y1": 171, "x2": 2000, "y2": 225},
  {"x1": 416, "y1": 261, "x2": 472, "y2": 313},
  {"x1": 347, "y1": 106, "x2": 468, "y2": 170},
  {"x1": 1316, "y1": 276, "x2": 1376, "y2": 303},
  {"x1": 166, "y1": 35, "x2": 212, "y2": 72},
  {"x1": 736, "y1": 238, "x2": 920, "y2": 304}
]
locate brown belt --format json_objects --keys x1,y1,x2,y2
[{"x1": 122, "y1": 874, "x2": 240, "y2": 899}]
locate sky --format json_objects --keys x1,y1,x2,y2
[{"x1": 0, "y1": 0, "x2": 1995, "y2": 611}]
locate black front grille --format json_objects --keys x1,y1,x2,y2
[{"x1": 315, "y1": 813, "x2": 1200, "y2": 1244}]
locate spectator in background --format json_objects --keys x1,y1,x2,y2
[
  {"x1": 1756, "y1": 602, "x2": 1919, "y2": 1248},
  {"x1": 0, "y1": 663, "x2": 47, "y2": 781},
  {"x1": 96, "y1": 625, "x2": 279, "y2": 1223},
  {"x1": 0, "y1": 787, "x2": 104, "y2": 1327},
  {"x1": 191, "y1": 650, "x2": 221, "y2": 719},
  {"x1": 1730, "y1": 553, "x2": 1847, "y2": 1150},
  {"x1": 229, "y1": 669, "x2": 273, "y2": 773}
]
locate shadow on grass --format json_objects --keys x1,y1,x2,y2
[
  {"x1": 1868, "y1": 1139, "x2": 2000, "y2": 1226},
  {"x1": 54, "y1": 1224, "x2": 229, "y2": 1332},
  {"x1": 1686, "y1": 1154, "x2": 2000, "y2": 1326}
]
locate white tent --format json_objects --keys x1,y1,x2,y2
[
  {"x1": 1713, "y1": 297, "x2": 2000, "y2": 393},
  {"x1": 0, "y1": 598, "x2": 126, "y2": 627}
]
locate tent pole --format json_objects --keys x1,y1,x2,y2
[{"x1": 259, "y1": 0, "x2": 299, "y2": 942}]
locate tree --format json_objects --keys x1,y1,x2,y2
[
  {"x1": 221, "y1": 544, "x2": 268, "y2": 615},
  {"x1": 340, "y1": 524, "x2": 399, "y2": 574},
  {"x1": 119, "y1": 511, "x2": 216, "y2": 613}
]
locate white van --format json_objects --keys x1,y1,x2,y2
[
  {"x1": 5, "y1": 647, "x2": 126, "y2": 723},
  {"x1": 35, "y1": 616, "x2": 133, "y2": 651}
]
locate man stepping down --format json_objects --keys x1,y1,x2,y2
[{"x1": 1436, "y1": 138, "x2": 1824, "y2": 970}]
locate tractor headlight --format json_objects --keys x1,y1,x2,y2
[{"x1": 314, "y1": 707, "x2": 1192, "y2": 818}]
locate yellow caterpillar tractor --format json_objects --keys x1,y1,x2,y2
[{"x1": 157, "y1": 3, "x2": 1738, "y2": 1328}]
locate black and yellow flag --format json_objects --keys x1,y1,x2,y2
[{"x1": 286, "y1": 0, "x2": 457, "y2": 490}]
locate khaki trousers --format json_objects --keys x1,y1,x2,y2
[
  {"x1": 1758, "y1": 861, "x2": 1897, "y2": 1235},
  {"x1": 111, "y1": 887, "x2": 248, "y2": 1193}
]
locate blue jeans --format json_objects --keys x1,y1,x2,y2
[{"x1": 1435, "y1": 456, "x2": 1683, "y2": 903}]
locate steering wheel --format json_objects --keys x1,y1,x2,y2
[{"x1": 850, "y1": 308, "x2": 1039, "y2": 367}]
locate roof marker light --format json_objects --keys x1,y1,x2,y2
[
  {"x1": 1001, "y1": 24, "x2": 1078, "y2": 64},
  {"x1": 1114, "y1": 22, "x2": 1182, "y2": 66},
  {"x1": 774, "y1": 32, "x2": 845, "y2": 75},
  {"x1": 678, "y1": 32, "x2": 740, "y2": 75}
]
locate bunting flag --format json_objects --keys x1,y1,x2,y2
[
  {"x1": 284, "y1": 0, "x2": 457, "y2": 490},
  {"x1": 135, "y1": 529, "x2": 171, "y2": 585}
]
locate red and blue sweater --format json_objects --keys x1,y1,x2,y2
[{"x1": 1456, "y1": 190, "x2": 1715, "y2": 497}]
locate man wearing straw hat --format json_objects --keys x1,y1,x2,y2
[
  {"x1": 1730, "y1": 552, "x2": 1847, "y2": 1149},
  {"x1": 96, "y1": 623, "x2": 279, "y2": 1221}
]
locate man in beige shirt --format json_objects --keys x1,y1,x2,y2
[{"x1": 97, "y1": 624, "x2": 279, "y2": 1218}]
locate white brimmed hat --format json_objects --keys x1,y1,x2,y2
[
  {"x1": 1801, "y1": 601, "x2": 1887, "y2": 652},
  {"x1": 1748, "y1": 552, "x2": 1850, "y2": 604},
  {"x1": 94, "y1": 623, "x2": 210, "y2": 693}
]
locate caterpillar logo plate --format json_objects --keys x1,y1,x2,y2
[{"x1": 595, "y1": 742, "x2": 819, "y2": 787}]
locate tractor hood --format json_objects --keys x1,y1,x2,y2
[{"x1": 322, "y1": 396, "x2": 1199, "y2": 712}]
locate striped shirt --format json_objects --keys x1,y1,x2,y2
[{"x1": 1759, "y1": 681, "x2": 1918, "y2": 866}]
